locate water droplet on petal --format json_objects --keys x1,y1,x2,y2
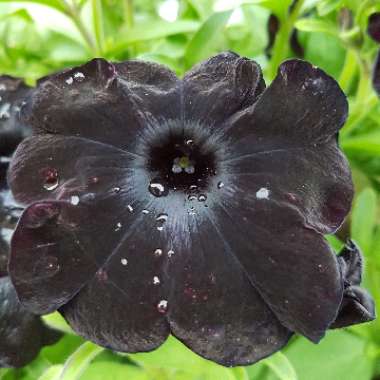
[
  {"x1": 0, "y1": 103, "x2": 11, "y2": 120},
  {"x1": 74, "y1": 72, "x2": 85, "y2": 81},
  {"x1": 142, "y1": 209, "x2": 150, "y2": 214},
  {"x1": 153, "y1": 276, "x2": 160, "y2": 285},
  {"x1": 149, "y1": 179, "x2": 168, "y2": 197},
  {"x1": 70, "y1": 195, "x2": 80, "y2": 206},
  {"x1": 113, "y1": 187, "x2": 121, "y2": 193},
  {"x1": 168, "y1": 249, "x2": 175, "y2": 257},
  {"x1": 156, "y1": 213, "x2": 168, "y2": 222},
  {"x1": 189, "y1": 185, "x2": 198, "y2": 191},
  {"x1": 185, "y1": 139, "x2": 194, "y2": 146},
  {"x1": 65, "y1": 76, "x2": 74, "y2": 85},
  {"x1": 154, "y1": 248, "x2": 163, "y2": 257},
  {"x1": 256, "y1": 187, "x2": 270, "y2": 200},
  {"x1": 115, "y1": 222, "x2": 122, "y2": 231},
  {"x1": 127, "y1": 204, "x2": 134, "y2": 213},
  {"x1": 188, "y1": 195, "x2": 197, "y2": 201},
  {"x1": 41, "y1": 168, "x2": 59, "y2": 191},
  {"x1": 157, "y1": 300, "x2": 168, "y2": 313},
  {"x1": 217, "y1": 181, "x2": 224, "y2": 189},
  {"x1": 121, "y1": 258, "x2": 128, "y2": 266},
  {"x1": 198, "y1": 194, "x2": 207, "y2": 202}
]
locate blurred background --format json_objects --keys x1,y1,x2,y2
[{"x1": 1, "y1": 0, "x2": 380, "y2": 379}]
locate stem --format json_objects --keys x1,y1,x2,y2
[
  {"x1": 124, "y1": 0, "x2": 136, "y2": 57},
  {"x1": 63, "y1": 0, "x2": 97, "y2": 55},
  {"x1": 91, "y1": 0, "x2": 105, "y2": 55},
  {"x1": 338, "y1": 49, "x2": 358, "y2": 93},
  {"x1": 124, "y1": 0, "x2": 134, "y2": 29}
]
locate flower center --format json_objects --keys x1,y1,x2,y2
[{"x1": 147, "y1": 135, "x2": 217, "y2": 197}]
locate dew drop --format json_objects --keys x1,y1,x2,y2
[
  {"x1": 127, "y1": 204, "x2": 134, "y2": 213},
  {"x1": 149, "y1": 179, "x2": 168, "y2": 197},
  {"x1": 0, "y1": 103, "x2": 11, "y2": 120},
  {"x1": 113, "y1": 187, "x2": 121, "y2": 193},
  {"x1": 154, "y1": 248, "x2": 163, "y2": 257},
  {"x1": 156, "y1": 213, "x2": 168, "y2": 223},
  {"x1": 256, "y1": 187, "x2": 270, "y2": 200},
  {"x1": 157, "y1": 300, "x2": 168, "y2": 313},
  {"x1": 115, "y1": 222, "x2": 122, "y2": 231},
  {"x1": 74, "y1": 72, "x2": 85, "y2": 81},
  {"x1": 189, "y1": 185, "x2": 198, "y2": 191},
  {"x1": 65, "y1": 76, "x2": 74, "y2": 85},
  {"x1": 198, "y1": 194, "x2": 207, "y2": 202},
  {"x1": 168, "y1": 249, "x2": 175, "y2": 257},
  {"x1": 42, "y1": 168, "x2": 59, "y2": 191},
  {"x1": 153, "y1": 276, "x2": 160, "y2": 285},
  {"x1": 188, "y1": 195, "x2": 197, "y2": 201},
  {"x1": 70, "y1": 195, "x2": 80, "y2": 206},
  {"x1": 217, "y1": 181, "x2": 224, "y2": 189},
  {"x1": 185, "y1": 139, "x2": 194, "y2": 146},
  {"x1": 142, "y1": 209, "x2": 150, "y2": 214},
  {"x1": 0, "y1": 84, "x2": 6, "y2": 91},
  {"x1": 121, "y1": 258, "x2": 128, "y2": 266}
]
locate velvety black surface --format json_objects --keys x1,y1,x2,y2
[
  {"x1": 0, "y1": 76, "x2": 61, "y2": 368},
  {"x1": 7, "y1": 53, "x2": 374, "y2": 366},
  {"x1": 368, "y1": 13, "x2": 380, "y2": 95}
]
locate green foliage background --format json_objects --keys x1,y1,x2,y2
[{"x1": 1, "y1": 0, "x2": 380, "y2": 379}]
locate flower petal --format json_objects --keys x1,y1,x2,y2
[
  {"x1": 60, "y1": 213, "x2": 172, "y2": 352},
  {"x1": 221, "y1": 139, "x2": 353, "y2": 234},
  {"x1": 0, "y1": 75, "x2": 32, "y2": 157},
  {"x1": 211, "y1": 195, "x2": 343, "y2": 342},
  {"x1": 331, "y1": 241, "x2": 375, "y2": 328},
  {"x1": 226, "y1": 59, "x2": 348, "y2": 148},
  {"x1": 183, "y1": 52, "x2": 265, "y2": 127},
  {"x1": 0, "y1": 276, "x2": 61, "y2": 368},
  {"x1": 166, "y1": 217, "x2": 291, "y2": 366},
  {"x1": 8, "y1": 135, "x2": 139, "y2": 205},
  {"x1": 23, "y1": 59, "x2": 180, "y2": 152}
]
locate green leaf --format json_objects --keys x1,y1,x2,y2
[
  {"x1": 342, "y1": 133, "x2": 380, "y2": 156},
  {"x1": 260, "y1": 351, "x2": 298, "y2": 380},
  {"x1": 231, "y1": 367, "x2": 249, "y2": 380},
  {"x1": 80, "y1": 362, "x2": 149, "y2": 380},
  {"x1": 242, "y1": 0, "x2": 292, "y2": 18},
  {"x1": 285, "y1": 331, "x2": 374, "y2": 380},
  {"x1": 295, "y1": 18, "x2": 338, "y2": 36},
  {"x1": 326, "y1": 235, "x2": 344, "y2": 252},
  {"x1": 108, "y1": 20, "x2": 200, "y2": 54},
  {"x1": 58, "y1": 342, "x2": 104, "y2": 380},
  {"x1": 317, "y1": 0, "x2": 344, "y2": 16},
  {"x1": 0, "y1": 0, "x2": 67, "y2": 13},
  {"x1": 184, "y1": 10, "x2": 232, "y2": 69},
  {"x1": 0, "y1": 9, "x2": 33, "y2": 22},
  {"x1": 129, "y1": 336, "x2": 236, "y2": 380},
  {"x1": 43, "y1": 312, "x2": 75, "y2": 335},
  {"x1": 38, "y1": 365, "x2": 64, "y2": 380},
  {"x1": 351, "y1": 188, "x2": 377, "y2": 254}
]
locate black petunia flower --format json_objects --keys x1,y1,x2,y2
[
  {"x1": 7, "y1": 53, "x2": 375, "y2": 366},
  {"x1": 0, "y1": 76, "x2": 61, "y2": 368},
  {"x1": 368, "y1": 12, "x2": 380, "y2": 95}
]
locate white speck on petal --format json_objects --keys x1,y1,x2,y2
[
  {"x1": 115, "y1": 222, "x2": 122, "y2": 231},
  {"x1": 154, "y1": 248, "x2": 163, "y2": 257},
  {"x1": 121, "y1": 258, "x2": 128, "y2": 266},
  {"x1": 65, "y1": 77, "x2": 74, "y2": 85},
  {"x1": 256, "y1": 187, "x2": 270, "y2": 200},
  {"x1": 0, "y1": 103, "x2": 11, "y2": 119},
  {"x1": 70, "y1": 195, "x2": 80, "y2": 205},
  {"x1": 74, "y1": 72, "x2": 85, "y2": 80},
  {"x1": 153, "y1": 276, "x2": 160, "y2": 285},
  {"x1": 127, "y1": 204, "x2": 134, "y2": 213},
  {"x1": 168, "y1": 249, "x2": 175, "y2": 257},
  {"x1": 0, "y1": 84, "x2": 6, "y2": 91}
]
